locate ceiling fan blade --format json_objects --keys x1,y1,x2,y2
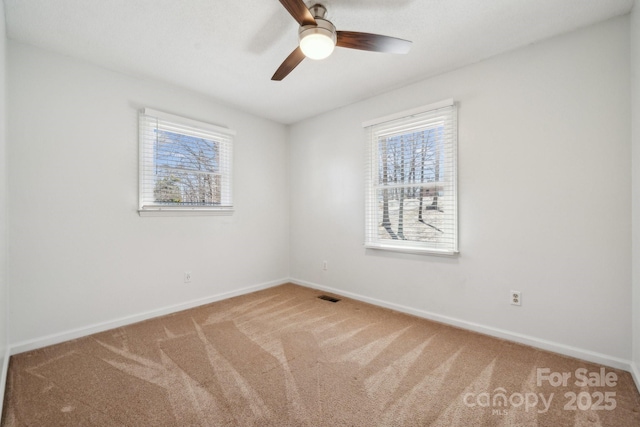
[
  {"x1": 336, "y1": 31, "x2": 412, "y2": 54},
  {"x1": 278, "y1": 0, "x2": 317, "y2": 26},
  {"x1": 272, "y1": 47, "x2": 306, "y2": 81}
]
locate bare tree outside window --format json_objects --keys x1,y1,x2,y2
[
  {"x1": 154, "y1": 174, "x2": 182, "y2": 203},
  {"x1": 376, "y1": 126, "x2": 446, "y2": 243},
  {"x1": 153, "y1": 131, "x2": 222, "y2": 206}
]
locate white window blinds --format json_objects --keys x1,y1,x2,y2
[
  {"x1": 363, "y1": 99, "x2": 458, "y2": 254},
  {"x1": 139, "y1": 108, "x2": 235, "y2": 216}
]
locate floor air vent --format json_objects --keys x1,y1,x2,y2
[{"x1": 318, "y1": 295, "x2": 341, "y2": 303}]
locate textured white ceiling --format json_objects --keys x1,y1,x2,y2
[{"x1": 3, "y1": 0, "x2": 634, "y2": 124}]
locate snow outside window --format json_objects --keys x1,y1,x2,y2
[
  {"x1": 363, "y1": 99, "x2": 458, "y2": 255},
  {"x1": 139, "y1": 108, "x2": 235, "y2": 216}
]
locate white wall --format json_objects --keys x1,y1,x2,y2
[
  {"x1": 7, "y1": 42, "x2": 289, "y2": 345},
  {"x1": 289, "y1": 16, "x2": 632, "y2": 362},
  {"x1": 0, "y1": 0, "x2": 8, "y2": 364},
  {"x1": 631, "y1": 0, "x2": 640, "y2": 381}
]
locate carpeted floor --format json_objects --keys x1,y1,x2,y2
[{"x1": 2, "y1": 283, "x2": 640, "y2": 426}]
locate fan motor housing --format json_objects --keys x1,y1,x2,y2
[{"x1": 298, "y1": 18, "x2": 337, "y2": 46}]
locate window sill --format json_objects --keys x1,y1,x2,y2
[
  {"x1": 364, "y1": 242, "x2": 458, "y2": 256},
  {"x1": 138, "y1": 207, "x2": 234, "y2": 217}
]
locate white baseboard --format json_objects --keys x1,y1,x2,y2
[
  {"x1": 9, "y1": 278, "x2": 287, "y2": 355},
  {"x1": 290, "y1": 278, "x2": 635, "y2": 372},
  {"x1": 6, "y1": 276, "x2": 639, "y2": 386},
  {"x1": 0, "y1": 348, "x2": 10, "y2": 419},
  {"x1": 631, "y1": 361, "x2": 640, "y2": 394}
]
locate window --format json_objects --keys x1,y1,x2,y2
[
  {"x1": 139, "y1": 108, "x2": 234, "y2": 216},
  {"x1": 364, "y1": 99, "x2": 458, "y2": 255}
]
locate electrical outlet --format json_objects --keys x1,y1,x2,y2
[
  {"x1": 184, "y1": 271, "x2": 192, "y2": 283},
  {"x1": 510, "y1": 290, "x2": 521, "y2": 306},
  {"x1": 322, "y1": 260, "x2": 328, "y2": 271}
]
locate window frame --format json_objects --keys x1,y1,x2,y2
[
  {"x1": 138, "y1": 108, "x2": 235, "y2": 217},
  {"x1": 363, "y1": 99, "x2": 458, "y2": 255}
]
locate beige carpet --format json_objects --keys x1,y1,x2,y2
[{"x1": 2, "y1": 283, "x2": 640, "y2": 426}]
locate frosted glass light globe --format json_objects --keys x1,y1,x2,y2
[
  {"x1": 300, "y1": 33, "x2": 335, "y2": 60},
  {"x1": 298, "y1": 19, "x2": 337, "y2": 60}
]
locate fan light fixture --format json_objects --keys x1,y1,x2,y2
[
  {"x1": 299, "y1": 19, "x2": 336, "y2": 60},
  {"x1": 271, "y1": 1, "x2": 412, "y2": 81}
]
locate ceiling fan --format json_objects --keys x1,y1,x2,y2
[{"x1": 272, "y1": 0, "x2": 412, "y2": 81}]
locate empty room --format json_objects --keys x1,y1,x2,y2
[{"x1": 1, "y1": 0, "x2": 640, "y2": 425}]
